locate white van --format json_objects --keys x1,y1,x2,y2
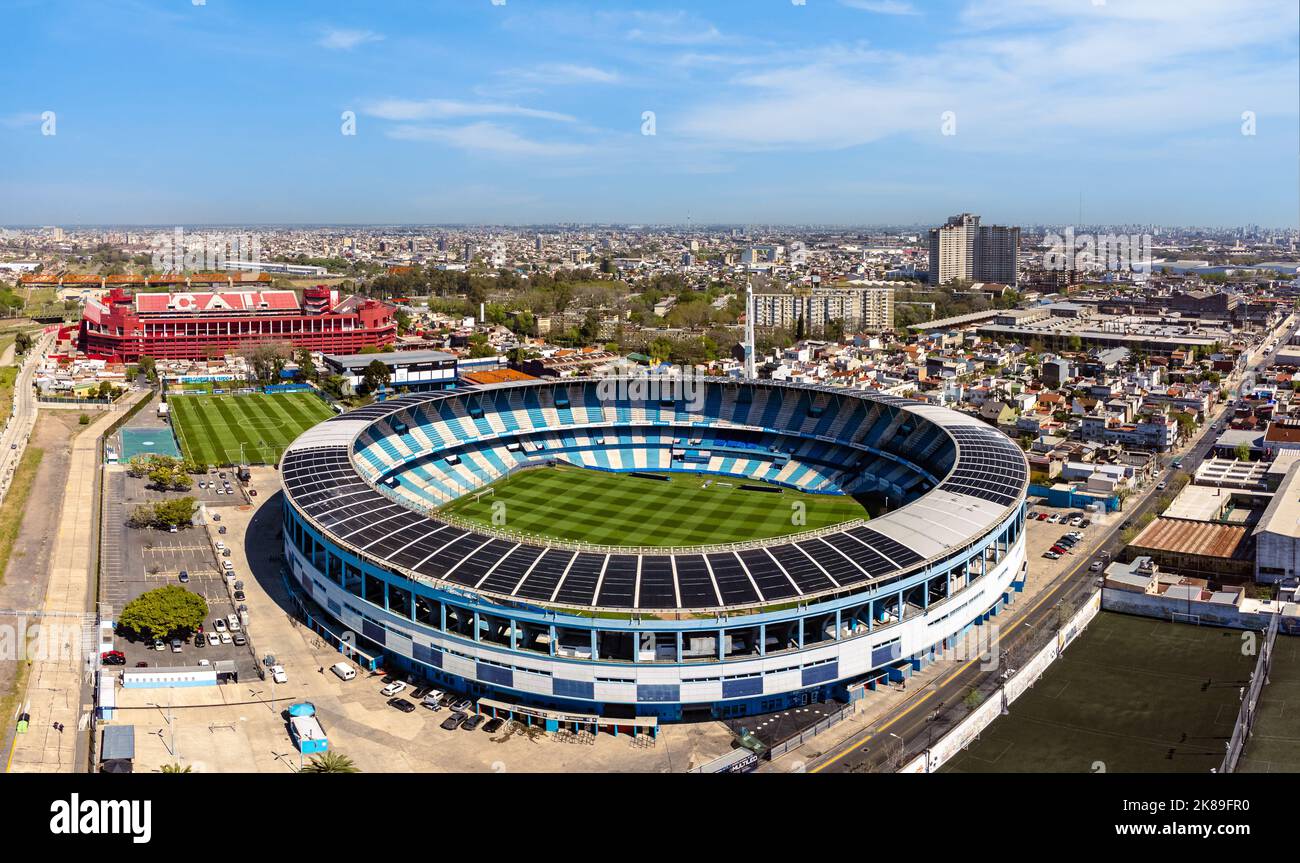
[
  {"x1": 226, "y1": 613, "x2": 241, "y2": 632},
  {"x1": 331, "y1": 662, "x2": 356, "y2": 681}
]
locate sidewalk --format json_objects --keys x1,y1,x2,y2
[{"x1": 5, "y1": 390, "x2": 147, "y2": 773}]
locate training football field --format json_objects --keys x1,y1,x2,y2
[
  {"x1": 439, "y1": 465, "x2": 869, "y2": 547},
  {"x1": 169, "y1": 391, "x2": 335, "y2": 466}
]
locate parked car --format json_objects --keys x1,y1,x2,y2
[
  {"x1": 411, "y1": 685, "x2": 431, "y2": 700},
  {"x1": 1157, "y1": 481, "x2": 1168, "y2": 490},
  {"x1": 232, "y1": 633, "x2": 247, "y2": 646},
  {"x1": 208, "y1": 633, "x2": 221, "y2": 646},
  {"x1": 178, "y1": 570, "x2": 189, "y2": 583},
  {"x1": 461, "y1": 714, "x2": 485, "y2": 731},
  {"x1": 271, "y1": 665, "x2": 288, "y2": 684},
  {"x1": 1090, "y1": 560, "x2": 1104, "y2": 572},
  {"x1": 381, "y1": 681, "x2": 407, "y2": 697},
  {"x1": 170, "y1": 639, "x2": 182, "y2": 653},
  {"x1": 441, "y1": 711, "x2": 468, "y2": 730},
  {"x1": 213, "y1": 618, "x2": 227, "y2": 632},
  {"x1": 387, "y1": 697, "x2": 416, "y2": 713},
  {"x1": 1043, "y1": 551, "x2": 1061, "y2": 560},
  {"x1": 1047, "y1": 514, "x2": 1060, "y2": 523},
  {"x1": 193, "y1": 634, "x2": 205, "y2": 649},
  {"x1": 1036, "y1": 513, "x2": 1048, "y2": 521},
  {"x1": 421, "y1": 692, "x2": 444, "y2": 711},
  {"x1": 1079, "y1": 519, "x2": 1091, "y2": 529},
  {"x1": 135, "y1": 661, "x2": 149, "y2": 668},
  {"x1": 451, "y1": 697, "x2": 473, "y2": 712},
  {"x1": 152, "y1": 639, "x2": 166, "y2": 651},
  {"x1": 100, "y1": 650, "x2": 125, "y2": 665},
  {"x1": 219, "y1": 632, "x2": 232, "y2": 645},
  {"x1": 482, "y1": 717, "x2": 504, "y2": 734},
  {"x1": 249, "y1": 489, "x2": 257, "y2": 497},
  {"x1": 233, "y1": 590, "x2": 246, "y2": 601}
]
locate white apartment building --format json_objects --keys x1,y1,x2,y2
[
  {"x1": 928, "y1": 213, "x2": 1020, "y2": 288},
  {"x1": 752, "y1": 284, "x2": 895, "y2": 331}
]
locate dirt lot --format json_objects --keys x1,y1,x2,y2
[{"x1": 0, "y1": 412, "x2": 85, "y2": 759}]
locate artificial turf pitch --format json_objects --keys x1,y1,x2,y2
[
  {"x1": 168, "y1": 391, "x2": 335, "y2": 466},
  {"x1": 941, "y1": 612, "x2": 1255, "y2": 773},
  {"x1": 439, "y1": 465, "x2": 869, "y2": 547}
]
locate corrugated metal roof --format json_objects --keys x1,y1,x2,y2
[{"x1": 1131, "y1": 517, "x2": 1251, "y2": 560}]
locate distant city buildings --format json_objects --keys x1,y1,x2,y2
[
  {"x1": 752, "y1": 283, "x2": 896, "y2": 332},
  {"x1": 928, "y1": 213, "x2": 1020, "y2": 289}
]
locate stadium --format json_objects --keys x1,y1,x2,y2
[{"x1": 279, "y1": 378, "x2": 1029, "y2": 723}]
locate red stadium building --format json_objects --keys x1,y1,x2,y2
[{"x1": 79, "y1": 285, "x2": 397, "y2": 361}]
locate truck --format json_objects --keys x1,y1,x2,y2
[{"x1": 287, "y1": 702, "x2": 329, "y2": 754}]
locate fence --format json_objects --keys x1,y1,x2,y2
[
  {"x1": 766, "y1": 702, "x2": 857, "y2": 760},
  {"x1": 1220, "y1": 612, "x2": 1279, "y2": 773},
  {"x1": 899, "y1": 590, "x2": 1102, "y2": 773}
]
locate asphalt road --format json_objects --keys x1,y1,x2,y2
[{"x1": 809, "y1": 322, "x2": 1295, "y2": 774}]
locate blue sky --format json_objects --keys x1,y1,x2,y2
[{"x1": 2, "y1": 0, "x2": 1297, "y2": 227}]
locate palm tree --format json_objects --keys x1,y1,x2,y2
[
  {"x1": 298, "y1": 751, "x2": 360, "y2": 773},
  {"x1": 160, "y1": 763, "x2": 191, "y2": 773}
]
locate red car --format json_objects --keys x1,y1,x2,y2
[
  {"x1": 1036, "y1": 513, "x2": 1049, "y2": 521},
  {"x1": 100, "y1": 650, "x2": 125, "y2": 665}
]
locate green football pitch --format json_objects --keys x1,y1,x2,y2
[
  {"x1": 168, "y1": 391, "x2": 334, "y2": 466},
  {"x1": 438, "y1": 465, "x2": 868, "y2": 547},
  {"x1": 942, "y1": 612, "x2": 1255, "y2": 773}
]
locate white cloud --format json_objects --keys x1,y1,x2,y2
[
  {"x1": 318, "y1": 28, "x2": 384, "y2": 51},
  {"x1": 624, "y1": 11, "x2": 724, "y2": 45},
  {"x1": 506, "y1": 63, "x2": 623, "y2": 85},
  {"x1": 840, "y1": 0, "x2": 919, "y2": 15},
  {"x1": 364, "y1": 99, "x2": 575, "y2": 123},
  {"x1": 386, "y1": 122, "x2": 589, "y2": 158}
]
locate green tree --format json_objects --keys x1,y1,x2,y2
[
  {"x1": 1236, "y1": 442, "x2": 1251, "y2": 462},
  {"x1": 119, "y1": 585, "x2": 208, "y2": 640},
  {"x1": 298, "y1": 751, "x2": 360, "y2": 773},
  {"x1": 160, "y1": 763, "x2": 192, "y2": 773},
  {"x1": 153, "y1": 497, "x2": 198, "y2": 528},
  {"x1": 137, "y1": 355, "x2": 158, "y2": 383},
  {"x1": 295, "y1": 349, "x2": 317, "y2": 382},
  {"x1": 14, "y1": 331, "x2": 32, "y2": 354},
  {"x1": 361, "y1": 359, "x2": 391, "y2": 394}
]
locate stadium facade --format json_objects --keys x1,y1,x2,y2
[
  {"x1": 79, "y1": 285, "x2": 396, "y2": 361},
  {"x1": 280, "y1": 379, "x2": 1029, "y2": 721}
]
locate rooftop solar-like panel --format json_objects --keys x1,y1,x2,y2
[
  {"x1": 706, "y1": 552, "x2": 760, "y2": 605},
  {"x1": 673, "y1": 556, "x2": 719, "y2": 607},
  {"x1": 846, "y1": 526, "x2": 925, "y2": 568},
  {"x1": 553, "y1": 553, "x2": 605, "y2": 605},
  {"x1": 737, "y1": 548, "x2": 798, "y2": 600},
  {"x1": 478, "y1": 543, "x2": 542, "y2": 595},
  {"x1": 595, "y1": 554, "x2": 638, "y2": 607},
  {"x1": 767, "y1": 544, "x2": 834, "y2": 594},
  {"x1": 446, "y1": 538, "x2": 517, "y2": 588},
  {"x1": 823, "y1": 533, "x2": 892, "y2": 578},
  {"x1": 797, "y1": 539, "x2": 859, "y2": 586},
  {"x1": 513, "y1": 548, "x2": 574, "y2": 600},
  {"x1": 415, "y1": 532, "x2": 487, "y2": 579},
  {"x1": 637, "y1": 555, "x2": 676, "y2": 608}
]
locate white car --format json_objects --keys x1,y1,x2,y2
[
  {"x1": 213, "y1": 618, "x2": 228, "y2": 632},
  {"x1": 207, "y1": 632, "x2": 221, "y2": 646},
  {"x1": 221, "y1": 560, "x2": 234, "y2": 571},
  {"x1": 271, "y1": 665, "x2": 288, "y2": 684},
  {"x1": 219, "y1": 632, "x2": 232, "y2": 645},
  {"x1": 381, "y1": 681, "x2": 407, "y2": 697}
]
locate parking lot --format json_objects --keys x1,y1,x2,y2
[
  {"x1": 100, "y1": 466, "x2": 259, "y2": 678},
  {"x1": 108, "y1": 467, "x2": 736, "y2": 772},
  {"x1": 1021, "y1": 502, "x2": 1117, "y2": 592}
]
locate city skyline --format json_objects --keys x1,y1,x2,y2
[{"x1": 2, "y1": 0, "x2": 1297, "y2": 227}]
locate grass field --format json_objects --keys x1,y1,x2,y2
[
  {"x1": 169, "y1": 391, "x2": 334, "y2": 466},
  {"x1": 942, "y1": 613, "x2": 1255, "y2": 773},
  {"x1": 438, "y1": 464, "x2": 868, "y2": 547},
  {"x1": 1238, "y1": 635, "x2": 1300, "y2": 773}
]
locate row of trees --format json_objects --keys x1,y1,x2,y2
[
  {"x1": 126, "y1": 454, "x2": 208, "y2": 490},
  {"x1": 128, "y1": 497, "x2": 199, "y2": 530}
]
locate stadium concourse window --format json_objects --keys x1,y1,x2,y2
[
  {"x1": 414, "y1": 594, "x2": 440, "y2": 627},
  {"x1": 517, "y1": 621, "x2": 551, "y2": 655},
  {"x1": 364, "y1": 573, "x2": 386, "y2": 606},
  {"x1": 766, "y1": 621, "x2": 800, "y2": 653},
  {"x1": 478, "y1": 613, "x2": 512, "y2": 648},
  {"x1": 903, "y1": 583, "x2": 927, "y2": 615},
  {"x1": 388, "y1": 584, "x2": 412, "y2": 619},
  {"x1": 638, "y1": 631, "x2": 679, "y2": 662},
  {"x1": 597, "y1": 631, "x2": 634, "y2": 662},
  {"x1": 840, "y1": 604, "x2": 870, "y2": 639},
  {"x1": 802, "y1": 615, "x2": 836, "y2": 647},
  {"x1": 327, "y1": 553, "x2": 343, "y2": 585},
  {"x1": 555, "y1": 626, "x2": 593, "y2": 660},
  {"x1": 682, "y1": 632, "x2": 720, "y2": 661},
  {"x1": 343, "y1": 563, "x2": 363, "y2": 598},
  {"x1": 445, "y1": 605, "x2": 474, "y2": 639},
  {"x1": 724, "y1": 626, "x2": 761, "y2": 659}
]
